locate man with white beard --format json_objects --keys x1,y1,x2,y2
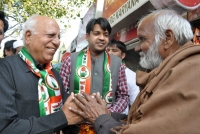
[
  {"x1": 69, "y1": 9, "x2": 200, "y2": 134},
  {"x1": 138, "y1": 37, "x2": 162, "y2": 70}
]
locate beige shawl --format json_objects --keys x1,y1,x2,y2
[{"x1": 119, "y1": 41, "x2": 200, "y2": 134}]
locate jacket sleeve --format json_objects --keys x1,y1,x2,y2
[
  {"x1": 0, "y1": 61, "x2": 68, "y2": 134},
  {"x1": 109, "y1": 64, "x2": 129, "y2": 113},
  {"x1": 94, "y1": 113, "x2": 127, "y2": 134}
]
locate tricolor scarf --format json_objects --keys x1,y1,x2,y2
[
  {"x1": 18, "y1": 47, "x2": 62, "y2": 116},
  {"x1": 74, "y1": 49, "x2": 113, "y2": 107}
]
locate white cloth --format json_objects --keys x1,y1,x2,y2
[
  {"x1": 122, "y1": 67, "x2": 140, "y2": 115},
  {"x1": 13, "y1": 40, "x2": 23, "y2": 48}
]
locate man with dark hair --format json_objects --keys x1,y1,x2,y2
[
  {"x1": 3, "y1": 39, "x2": 16, "y2": 57},
  {"x1": 69, "y1": 9, "x2": 200, "y2": 134},
  {"x1": 0, "y1": 11, "x2": 9, "y2": 48},
  {"x1": 60, "y1": 17, "x2": 128, "y2": 133},
  {"x1": 107, "y1": 39, "x2": 139, "y2": 114}
]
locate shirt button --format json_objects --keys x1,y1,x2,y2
[{"x1": 94, "y1": 73, "x2": 97, "y2": 75}]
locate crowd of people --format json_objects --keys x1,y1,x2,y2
[{"x1": 0, "y1": 8, "x2": 200, "y2": 134}]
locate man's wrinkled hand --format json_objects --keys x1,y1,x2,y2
[
  {"x1": 69, "y1": 92, "x2": 110, "y2": 123},
  {"x1": 62, "y1": 92, "x2": 84, "y2": 125}
]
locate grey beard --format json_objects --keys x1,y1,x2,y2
[{"x1": 139, "y1": 41, "x2": 163, "y2": 70}]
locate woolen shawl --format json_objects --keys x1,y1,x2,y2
[{"x1": 118, "y1": 41, "x2": 200, "y2": 134}]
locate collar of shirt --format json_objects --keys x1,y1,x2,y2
[
  {"x1": 20, "y1": 55, "x2": 46, "y2": 73},
  {"x1": 91, "y1": 51, "x2": 104, "y2": 62}
]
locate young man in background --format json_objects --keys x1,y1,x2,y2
[{"x1": 107, "y1": 39, "x2": 139, "y2": 114}]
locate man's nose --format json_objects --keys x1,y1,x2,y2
[
  {"x1": 52, "y1": 36, "x2": 60, "y2": 46},
  {"x1": 134, "y1": 44, "x2": 141, "y2": 52},
  {"x1": 108, "y1": 51, "x2": 113, "y2": 55},
  {"x1": 99, "y1": 34, "x2": 105, "y2": 40}
]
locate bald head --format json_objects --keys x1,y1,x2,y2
[
  {"x1": 23, "y1": 15, "x2": 59, "y2": 43},
  {"x1": 22, "y1": 15, "x2": 60, "y2": 65}
]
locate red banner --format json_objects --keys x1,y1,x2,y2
[
  {"x1": 178, "y1": 0, "x2": 200, "y2": 7},
  {"x1": 113, "y1": 23, "x2": 137, "y2": 42}
]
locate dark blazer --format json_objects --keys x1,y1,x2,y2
[{"x1": 0, "y1": 55, "x2": 68, "y2": 134}]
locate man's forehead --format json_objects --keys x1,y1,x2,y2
[
  {"x1": 92, "y1": 24, "x2": 109, "y2": 33},
  {"x1": 36, "y1": 22, "x2": 60, "y2": 34},
  {"x1": 137, "y1": 20, "x2": 154, "y2": 37}
]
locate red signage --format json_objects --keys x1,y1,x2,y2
[
  {"x1": 178, "y1": 0, "x2": 200, "y2": 7},
  {"x1": 150, "y1": 0, "x2": 199, "y2": 13},
  {"x1": 113, "y1": 22, "x2": 137, "y2": 43}
]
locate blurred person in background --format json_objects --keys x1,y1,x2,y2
[
  {"x1": 3, "y1": 39, "x2": 16, "y2": 57},
  {"x1": 0, "y1": 11, "x2": 9, "y2": 49},
  {"x1": 107, "y1": 39, "x2": 140, "y2": 115},
  {"x1": 13, "y1": 39, "x2": 24, "y2": 54}
]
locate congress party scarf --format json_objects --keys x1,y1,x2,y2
[
  {"x1": 74, "y1": 49, "x2": 113, "y2": 107},
  {"x1": 18, "y1": 47, "x2": 62, "y2": 116}
]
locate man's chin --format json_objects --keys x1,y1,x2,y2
[{"x1": 139, "y1": 60, "x2": 151, "y2": 70}]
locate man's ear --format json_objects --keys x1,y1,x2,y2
[
  {"x1": 25, "y1": 30, "x2": 32, "y2": 46},
  {"x1": 5, "y1": 49, "x2": 9, "y2": 55},
  {"x1": 121, "y1": 53, "x2": 126, "y2": 60},
  {"x1": 86, "y1": 33, "x2": 89, "y2": 41},
  {"x1": 164, "y1": 29, "x2": 175, "y2": 49}
]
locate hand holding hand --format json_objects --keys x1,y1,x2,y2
[
  {"x1": 69, "y1": 92, "x2": 110, "y2": 123},
  {"x1": 62, "y1": 92, "x2": 84, "y2": 125}
]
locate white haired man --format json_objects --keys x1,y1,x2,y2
[
  {"x1": 0, "y1": 15, "x2": 83, "y2": 133},
  {"x1": 69, "y1": 9, "x2": 200, "y2": 134}
]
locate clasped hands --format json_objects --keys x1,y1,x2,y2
[{"x1": 62, "y1": 92, "x2": 110, "y2": 125}]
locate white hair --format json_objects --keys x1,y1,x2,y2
[
  {"x1": 22, "y1": 14, "x2": 40, "y2": 42},
  {"x1": 139, "y1": 9, "x2": 193, "y2": 46}
]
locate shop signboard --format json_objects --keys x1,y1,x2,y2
[
  {"x1": 103, "y1": 0, "x2": 149, "y2": 27},
  {"x1": 113, "y1": 22, "x2": 137, "y2": 43}
]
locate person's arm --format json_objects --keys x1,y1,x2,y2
[
  {"x1": 59, "y1": 55, "x2": 71, "y2": 93},
  {"x1": 0, "y1": 63, "x2": 68, "y2": 134},
  {"x1": 108, "y1": 64, "x2": 129, "y2": 113},
  {"x1": 0, "y1": 60, "x2": 83, "y2": 134},
  {"x1": 94, "y1": 114, "x2": 126, "y2": 134}
]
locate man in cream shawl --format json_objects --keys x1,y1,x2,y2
[{"x1": 69, "y1": 9, "x2": 200, "y2": 134}]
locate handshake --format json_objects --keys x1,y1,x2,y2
[{"x1": 62, "y1": 92, "x2": 110, "y2": 125}]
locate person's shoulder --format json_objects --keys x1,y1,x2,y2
[
  {"x1": 110, "y1": 54, "x2": 121, "y2": 60},
  {"x1": 0, "y1": 55, "x2": 24, "y2": 72},
  {"x1": 110, "y1": 54, "x2": 122, "y2": 62},
  {"x1": 125, "y1": 67, "x2": 136, "y2": 76},
  {"x1": 0, "y1": 55, "x2": 20, "y2": 65},
  {"x1": 70, "y1": 52, "x2": 80, "y2": 56},
  {"x1": 52, "y1": 68, "x2": 60, "y2": 76},
  {"x1": 125, "y1": 67, "x2": 135, "y2": 73}
]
